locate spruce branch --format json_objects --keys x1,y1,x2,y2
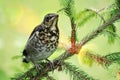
[
  {"x1": 103, "y1": 24, "x2": 117, "y2": 44},
  {"x1": 79, "y1": 51, "x2": 120, "y2": 67},
  {"x1": 76, "y1": 9, "x2": 95, "y2": 27},
  {"x1": 115, "y1": 0, "x2": 120, "y2": 9},
  {"x1": 59, "y1": 0, "x2": 76, "y2": 21},
  {"x1": 13, "y1": 12, "x2": 120, "y2": 80},
  {"x1": 105, "y1": 30, "x2": 120, "y2": 40},
  {"x1": 82, "y1": 52, "x2": 109, "y2": 66},
  {"x1": 13, "y1": 0, "x2": 120, "y2": 79},
  {"x1": 104, "y1": 52, "x2": 120, "y2": 66},
  {"x1": 87, "y1": 8, "x2": 106, "y2": 23},
  {"x1": 62, "y1": 62, "x2": 97, "y2": 80},
  {"x1": 76, "y1": 8, "x2": 106, "y2": 27},
  {"x1": 79, "y1": 12, "x2": 120, "y2": 46},
  {"x1": 93, "y1": 52, "x2": 120, "y2": 67}
]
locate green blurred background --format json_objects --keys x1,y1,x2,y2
[{"x1": 1, "y1": 0, "x2": 120, "y2": 80}]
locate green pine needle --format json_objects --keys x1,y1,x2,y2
[
  {"x1": 115, "y1": 0, "x2": 120, "y2": 9},
  {"x1": 62, "y1": 62, "x2": 97, "y2": 80},
  {"x1": 103, "y1": 24, "x2": 116, "y2": 44},
  {"x1": 76, "y1": 9, "x2": 95, "y2": 27},
  {"x1": 59, "y1": 0, "x2": 76, "y2": 22},
  {"x1": 76, "y1": 8, "x2": 105, "y2": 28},
  {"x1": 104, "y1": 52, "x2": 120, "y2": 67}
]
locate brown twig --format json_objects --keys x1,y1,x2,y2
[{"x1": 69, "y1": 17, "x2": 78, "y2": 54}]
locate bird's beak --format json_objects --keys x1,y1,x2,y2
[{"x1": 51, "y1": 14, "x2": 59, "y2": 21}]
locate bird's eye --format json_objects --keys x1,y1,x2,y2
[{"x1": 46, "y1": 16, "x2": 52, "y2": 22}]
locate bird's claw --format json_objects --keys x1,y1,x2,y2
[
  {"x1": 46, "y1": 59, "x2": 54, "y2": 73},
  {"x1": 34, "y1": 63, "x2": 43, "y2": 74}
]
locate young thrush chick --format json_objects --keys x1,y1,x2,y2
[{"x1": 22, "y1": 13, "x2": 59, "y2": 72}]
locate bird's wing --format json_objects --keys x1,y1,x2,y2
[
  {"x1": 28, "y1": 25, "x2": 43, "y2": 39},
  {"x1": 28, "y1": 26, "x2": 39, "y2": 39}
]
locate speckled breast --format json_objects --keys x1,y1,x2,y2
[{"x1": 26, "y1": 27, "x2": 59, "y2": 61}]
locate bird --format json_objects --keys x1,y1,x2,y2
[{"x1": 22, "y1": 13, "x2": 59, "y2": 72}]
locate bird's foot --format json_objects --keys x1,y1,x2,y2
[
  {"x1": 46, "y1": 59, "x2": 54, "y2": 73},
  {"x1": 34, "y1": 63, "x2": 43, "y2": 74}
]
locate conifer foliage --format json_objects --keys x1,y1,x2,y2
[{"x1": 12, "y1": 0, "x2": 120, "y2": 80}]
